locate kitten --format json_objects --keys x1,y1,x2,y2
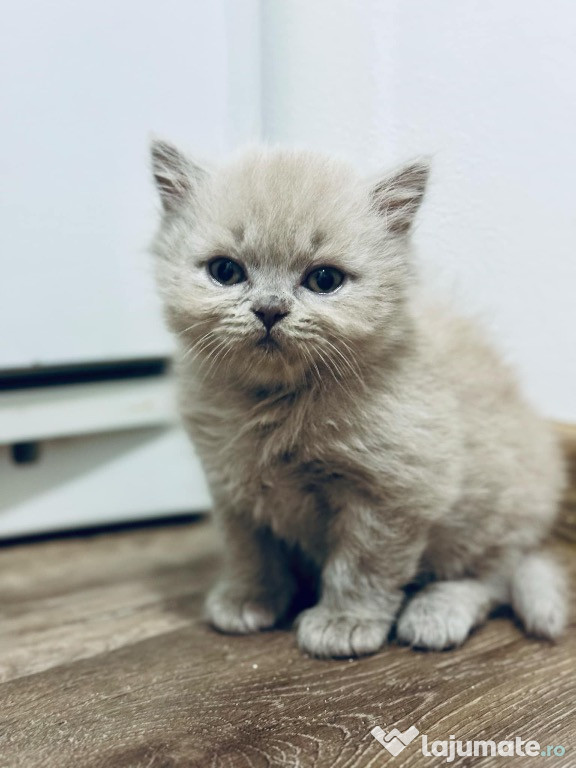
[{"x1": 150, "y1": 140, "x2": 567, "y2": 658}]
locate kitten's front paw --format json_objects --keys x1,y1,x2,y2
[
  {"x1": 297, "y1": 606, "x2": 390, "y2": 658},
  {"x1": 396, "y1": 591, "x2": 475, "y2": 650},
  {"x1": 205, "y1": 583, "x2": 286, "y2": 635}
]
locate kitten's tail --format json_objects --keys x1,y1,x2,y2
[{"x1": 510, "y1": 551, "x2": 568, "y2": 640}]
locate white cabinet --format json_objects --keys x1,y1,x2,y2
[
  {"x1": 0, "y1": 374, "x2": 212, "y2": 538},
  {"x1": 0, "y1": 424, "x2": 211, "y2": 538}
]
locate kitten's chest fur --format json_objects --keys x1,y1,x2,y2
[{"x1": 183, "y1": 383, "x2": 359, "y2": 553}]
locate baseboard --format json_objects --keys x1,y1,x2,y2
[{"x1": 555, "y1": 423, "x2": 576, "y2": 542}]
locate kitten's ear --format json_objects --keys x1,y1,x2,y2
[
  {"x1": 370, "y1": 159, "x2": 430, "y2": 235},
  {"x1": 150, "y1": 138, "x2": 207, "y2": 213}
]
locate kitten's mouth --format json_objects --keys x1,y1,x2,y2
[{"x1": 256, "y1": 335, "x2": 280, "y2": 351}]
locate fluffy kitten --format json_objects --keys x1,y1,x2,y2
[{"x1": 150, "y1": 140, "x2": 567, "y2": 658}]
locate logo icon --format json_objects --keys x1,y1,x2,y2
[{"x1": 371, "y1": 725, "x2": 420, "y2": 757}]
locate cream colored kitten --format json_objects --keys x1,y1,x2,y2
[{"x1": 150, "y1": 140, "x2": 567, "y2": 658}]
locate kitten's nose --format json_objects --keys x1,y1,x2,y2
[{"x1": 252, "y1": 299, "x2": 289, "y2": 331}]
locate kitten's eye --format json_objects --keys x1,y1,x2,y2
[
  {"x1": 208, "y1": 257, "x2": 246, "y2": 286},
  {"x1": 303, "y1": 267, "x2": 345, "y2": 294}
]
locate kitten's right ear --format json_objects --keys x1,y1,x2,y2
[
  {"x1": 150, "y1": 139, "x2": 207, "y2": 213},
  {"x1": 370, "y1": 159, "x2": 430, "y2": 235}
]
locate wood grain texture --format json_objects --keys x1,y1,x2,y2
[{"x1": 0, "y1": 519, "x2": 574, "y2": 768}]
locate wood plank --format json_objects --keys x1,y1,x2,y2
[{"x1": 0, "y1": 520, "x2": 574, "y2": 768}]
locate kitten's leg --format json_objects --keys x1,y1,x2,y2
[
  {"x1": 397, "y1": 551, "x2": 568, "y2": 650},
  {"x1": 396, "y1": 578, "x2": 500, "y2": 650},
  {"x1": 206, "y1": 515, "x2": 295, "y2": 634},
  {"x1": 510, "y1": 552, "x2": 567, "y2": 639},
  {"x1": 297, "y1": 505, "x2": 426, "y2": 658}
]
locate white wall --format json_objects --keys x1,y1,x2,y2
[
  {"x1": 0, "y1": 0, "x2": 261, "y2": 370},
  {"x1": 261, "y1": 0, "x2": 576, "y2": 422}
]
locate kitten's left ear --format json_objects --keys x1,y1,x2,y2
[
  {"x1": 370, "y1": 159, "x2": 430, "y2": 235},
  {"x1": 150, "y1": 138, "x2": 207, "y2": 213}
]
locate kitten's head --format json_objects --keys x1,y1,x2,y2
[{"x1": 150, "y1": 142, "x2": 428, "y2": 390}]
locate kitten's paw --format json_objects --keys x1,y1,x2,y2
[
  {"x1": 205, "y1": 583, "x2": 285, "y2": 634},
  {"x1": 297, "y1": 606, "x2": 390, "y2": 658},
  {"x1": 396, "y1": 588, "x2": 477, "y2": 650},
  {"x1": 511, "y1": 553, "x2": 568, "y2": 640},
  {"x1": 518, "y1": 594, "x2": 567, "y2": 640}
]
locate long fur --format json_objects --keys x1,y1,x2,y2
[{"x1": 150, "y1": 142, "x2": 567, "y2": 658}]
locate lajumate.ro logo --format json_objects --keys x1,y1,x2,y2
[{"x1": 370, "y1": 724, "x2": 567, "y2": 762}]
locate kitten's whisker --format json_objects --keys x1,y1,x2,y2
[
  {"x1": 193, "y1": 330, "x2": 228, "y2": 360},
  {"x1": 315, "y1": 344, "x2": 356, "y2": 401},
  {"x1": 177, "y1": 323, "x2": 200, "y2": 337},
  {"x1": 194, "y1": 337, "x2": 220, "y2": 360},
  {"x1": 179, "y1": 330, "x2": 219, "y2": 363},
  {"x1": 189, "y1": 336, "x2": 224, "y2": 375},
  {"x1": 217, "y1": 342, "x2": 237, "y2": 380},
  {"x1": 300, "y1": 345, "x2": 326, "y2": 392},
  {"x1": 320, "y1": 337, "x2": 366, "y2": 392},
  {"x1": 333, "y1": 336, "x2": 363, "y2": 372},
  {"x1": 322, "y1": 337, "x2": 362, "y2": 377},
  {"x1": 198, "y1": 339, "x2": 230, "y2": 381}
]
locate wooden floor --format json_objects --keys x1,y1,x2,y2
[{"x1": 0, "y1": 518, "x2": 574, "y2": 768}]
